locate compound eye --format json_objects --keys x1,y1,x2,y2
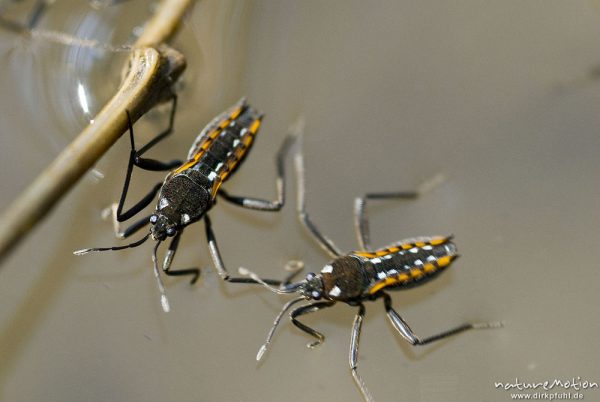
[
  {"x1": 166, "y1": 227, "x2": 176, "y2": 237},
  {"x1": 306, "y1": 272, "x2": 316, "y2": 281},
  {"x1": 311, "y1": 290, "x2": 322, "y2": 300},
  {"x1": 149, "y1": 215, "x2": 158, "y2": 224}
]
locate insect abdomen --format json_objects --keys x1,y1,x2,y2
[
  {"x1": 174, "y1": 100, "x2": 263, "y2": 199},
  {"x1": 212, "y1": 106, "x2": 262, "y2": 182},
  {"x1": 357, "y1": 236, "x2": 458, "y2": 295}
]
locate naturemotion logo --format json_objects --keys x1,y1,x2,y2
[{"x1": 494, "y1": 377, "x2": 597, "y2": 400}]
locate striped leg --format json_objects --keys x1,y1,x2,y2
[
  {"x1": 354, "y1": 173, "x2": 445, "y2": 251},
  {"x1": 382, "y1": 293, "x2": 502, "y2": 345},
  {"x1": 219, "y1": 134, "x2": 296, "y2": 211},
  {"x1": 294, "y1": 144, "x2": 342, "y2": 258},
  {"x1": 162, "y1": 229, "x2": 200, "y2": 284},
  {"x1": 290, "y1": 301, "x2": 336, "y2": 348},
  {"x1": 349, "y1": 303, "x2": 374, "y2": 402},
  {"x1": 354, "y1": 191, "x2": 418, "y2": 251},
  {"x1": 203, "y1": 215, "x2": 281, "y2": 286}
]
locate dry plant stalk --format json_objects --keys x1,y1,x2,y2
[{"x1": 0, "y1": 0, "x2": 196, "y2": 263}]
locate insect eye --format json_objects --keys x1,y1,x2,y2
[
  {"x1": 306, "y1": 272, "x2": 316, "y2": 281},
  {"x1": 149, "y1": 215, "x2": 158, "y2": 224},
  {"x1": 166, "y1": 227, "x2": 176, "y2": 237},
  {"x1": 311, "y1": 291, "x2": 321, "y2": 300}
]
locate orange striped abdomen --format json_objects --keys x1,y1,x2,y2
[
  {"x1": 172, "y1": 99, "x2": 263, "y2": 201},
  {"x1": 359, "y1": 236, "x2": 458, "y2": 295}
]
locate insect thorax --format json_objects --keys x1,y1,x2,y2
[
  {"x1": 319, "y1": 256, "x2": 371, "y2": 301},
  {"x1": 156, "y1": 172, "x2": 212, "y2": 227}
]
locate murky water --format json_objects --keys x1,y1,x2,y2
[{"x1": 1, "y1": 1, "x2": 599, "y2": 401}]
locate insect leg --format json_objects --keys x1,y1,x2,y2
[
  {"x1": 289, "y1": 301, "x2": 336, "y2": 348},
  {"x1": 126, "y1": 98, "x2": 182, "y2": 171},
  {"x1": 105, "y1": 213, "x2": 152, "y2": 239},
  {"x1": 219, "y1": 134, "x2": 296, "y2": 211},
  {"x1": 113, "y1": 101, "x2": 182, "y2": 223},
  {"x1": 382, "y1": 293, "x2": 502, "y2": 346},
  {"x1": 203, "y1": 215, "x2": 281, "y2": 285},
  {"x1": 294, "y1": 143, "x2": 342, "y2": 258},
  {"x1": 136, "y1": 95, "x2": 179, "y2": 157},
  {"x1": 105, "y1": 182, "x2": 161, "y2": 232},
  {"x1": 354, "y1": 191, "x2": 418, "y2": 251},
  {"x1": 162, "y1": 229, "x2": 200, "y2": 284},
  {"x1": 349, "y1": 303, "x2": 374, "y2": 402}
]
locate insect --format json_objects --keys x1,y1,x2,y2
[
  {"x1": 75, "y1": 97, "x2": 294, "y2": 312},
  {"x1": 238, "y1": 148, "x2": 502, "y2": 402}
]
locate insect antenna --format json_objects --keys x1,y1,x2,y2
[
  {"x1": 256, "y1": 296, "x2": 306, "y2": 361},
  {"x1": 73, "y1": 233, "x2": 150, "y2": 255},
  {"x1": 151, "y1": 240, "x2": 170, "y2": 313},
  {"x1": 238, "y1": 267, "x2": 300, "y2": 294}
]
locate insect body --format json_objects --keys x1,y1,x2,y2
[
  {"x1": 75, "y1": 98, "x2": 293, "y2": 311},
  {"x1": 240, "y1": 150, "x2": 501, "y2": 402},
  {"x1": 314, "y1": 235, "x2": 457, "y2": 302},
  {"x1": 149, "y1": 99, "x2": 263, "y2": 240}
]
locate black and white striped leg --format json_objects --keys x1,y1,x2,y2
[
  {"x1": 353, "y1": 191, "x2": 418, "y2": 252},
  {"x1": 113, "y1": 97, "x2": 182, "y2": 224},
  {"x1": 294, "y1": 144, "x2": 342, "y2": 258},
  {"x1": 110, "y1": 213, "x2": 153, "y2": 239},
  {"x1": 290, "y1": 301, "x2": 336, "y2": 348},
  {"x1": 219, "y1": 134, "x2": 296, "y2": 211},
  {"x1": 203, "y1": 215, "x2": 281, "y2": 286},
  {"x1": 162, "y1": 229, "x2": 200, "y2": 284},
  {"x1": 103, "y1": 193, "x2": 161, "y2": 238},
  {"x1": 349, "y1": 303, "x2": 374, "y2": 402},
  {"x1": 382, "y1": 293, "x2": 502, "y2": 346}
]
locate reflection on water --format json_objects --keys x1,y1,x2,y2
[{"x1": 0, "y1": 0, "x2": 155, "y2": 152}]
